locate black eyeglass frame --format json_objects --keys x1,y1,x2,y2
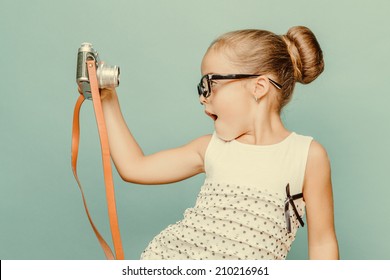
[{"x1": 197, "y1": 74, "x2": 282, "y2": 98}]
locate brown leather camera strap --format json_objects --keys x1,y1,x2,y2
[{"x1": 71, "y1": 60, "x2": 124, "y2": 260}]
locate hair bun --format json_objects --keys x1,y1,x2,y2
[{"x1": 282, "y1": 26, "x2": 324, "y2": 84}]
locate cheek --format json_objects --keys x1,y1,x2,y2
[
  {"x1": 215, "y1": 96, "x2": 252, "y2": 140},
  {"x1": 223, "y1": 94, "x2": 251, "y2": 120}
]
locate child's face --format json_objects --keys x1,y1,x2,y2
[{"x1": 200, "y1": 49, "x2": 256, "y2": 141}]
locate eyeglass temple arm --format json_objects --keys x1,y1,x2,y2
[{"x1": 268, "y1": 78, "x2": 282, "y2": 89}]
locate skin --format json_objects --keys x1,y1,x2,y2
[{"x1": 97, "y1": 47, "x2": 339, "y2": 259}]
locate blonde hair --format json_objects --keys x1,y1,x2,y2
[{"x1": 209, "y1": 26, "x2": 324, "y2": 112}]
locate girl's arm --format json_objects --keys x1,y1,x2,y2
[
  {"x1": 303, "y1": 140, "x2": 339, "y2": 259},
  {"x1": 100, "y1": 88, "x2": 211, "y2": 185}
]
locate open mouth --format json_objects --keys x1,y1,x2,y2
[{"x1": 205, "y1": 110, "x2": 218, "y2": 121}]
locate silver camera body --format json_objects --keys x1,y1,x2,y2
[{"x1": 76, "y1": 42, "x2": 120, "y2": 99}]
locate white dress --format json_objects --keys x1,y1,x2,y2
[{"x1": 140, "y1": 131, "x2": 313, "y2": 260}]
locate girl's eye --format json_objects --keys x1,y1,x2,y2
[{"x1": 210, "y1": 81, "x2": 217, "y2": 88}]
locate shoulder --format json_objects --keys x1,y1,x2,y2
[
  {"x1": 291, "y1": 132, "x2": 328, "y2": 165},
  {"x1": 307, "y1": 140, "x2": 330, "y2": 168},
  {"x1": 303, "y1": 139, "x2": 331, "y2": 193},
  {"x1": 188, "y1": 134, "x2": 213, "y2": 148},
  {"x1": 186, "y1": 134, "x2": 213, "y2": 158}
]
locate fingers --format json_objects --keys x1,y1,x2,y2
[
  {"x1": 77, "y1": 84, "x2": 117, "y2": 100},
  {"x1": 100, "y1": 87, "x2": 116, "y2": 100}
]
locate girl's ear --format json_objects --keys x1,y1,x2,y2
[{"x1": 253, "y1": 76, "x2": 271, "y2": 101}]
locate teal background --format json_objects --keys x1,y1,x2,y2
[{"x1": 1, "y1": 0, "x2": 389, "y2": 260}]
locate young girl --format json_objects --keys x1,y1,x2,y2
[{"x1": 100, "y1": 26, "x2": 339, "y2": 260}]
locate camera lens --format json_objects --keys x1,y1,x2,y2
[{"x1": 97, "y1": 63, "x2": 120, "y2": 88}]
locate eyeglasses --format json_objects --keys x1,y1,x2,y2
[{"x1": 197, "y1": 74, "x2": 282, "y2": 99}]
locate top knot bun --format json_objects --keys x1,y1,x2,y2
[{"x1": 282, "y1": 26, "x2": 324, "y2": 84}]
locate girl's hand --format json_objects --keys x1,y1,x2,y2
[
  {"x1": 77, "y1": 85, "x2": 117, "y2": 101},
  {"x1": 99, "y1": 87, "x2": 117, "y2": 101}
]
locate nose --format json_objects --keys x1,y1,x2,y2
[{"x1": 199, "y1": 94, "x2": 208, "y2": 105}]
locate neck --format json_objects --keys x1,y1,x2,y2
[{"x1": 236, "y1": 101, "x2": 290, "y2": 145}]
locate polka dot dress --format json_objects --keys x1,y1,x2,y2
[{"x1": 140, "y1": 132, "x2": 313, "y2": 260}]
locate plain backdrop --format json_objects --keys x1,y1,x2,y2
[{"x1": 1, "y1": 0, "x2": 389, "y2": 259}]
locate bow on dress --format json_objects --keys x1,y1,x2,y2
[{"x1": 284, "y1": 184, "x2": 305, "y2": 233}]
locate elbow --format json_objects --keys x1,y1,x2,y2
[
  {"x1": 116, "y1": 167, "x2": 158, "y2": 185},
  {"x1": 113, "y1": 157, "x2": 148, "y2": 184},
  {"x1": 118, "y1": 171, "x2": 133, "y2": 183},
  {"x1": 117, "y1": 169, "x2": 146, "y2": 185}
]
